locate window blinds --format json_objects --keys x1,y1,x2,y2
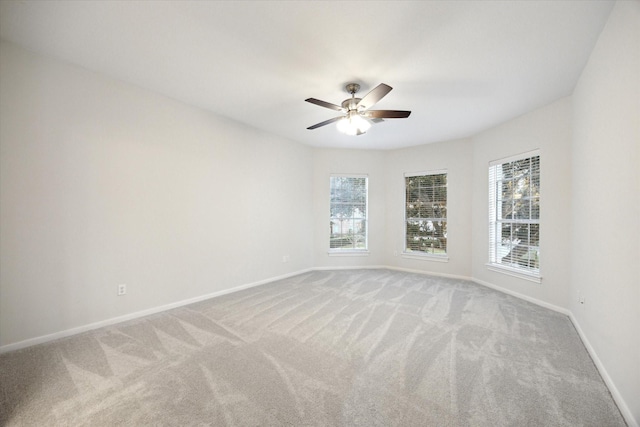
[
  {"x1": 404, "y1": 171, "x2": 448, "y2": 255},
  {"x1": 329, "y1": 176, "x2": 368, "y2": 250},
  {"x1": 489, "y1": 152, "x2": 540, "y2": 275}
]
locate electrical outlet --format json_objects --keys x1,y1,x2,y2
[{"x1": 117, "y1": 284, "x2": 127, "y2": 296}]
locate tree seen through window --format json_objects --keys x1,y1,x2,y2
[{"x1": 405, "y1": 173, "x2": 447, "y2": 255}]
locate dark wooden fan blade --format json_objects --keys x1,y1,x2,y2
[
  {"x1": 365, "y1": 110, "x2": 411, "y2": 119},
  {"x1": 307, "y1": 116, "x2": 343, "y2": 130},
  {"x1": 305, "y1": 98, "x2": 345, "y2": 112},
  {"x1": 357, "y1": 83, "x2": 392, "y2": 110}
]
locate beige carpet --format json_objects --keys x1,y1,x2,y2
[{"x1": 0, "y1": 269, "x2": 626, "y2": 426}]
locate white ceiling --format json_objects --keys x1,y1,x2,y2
[{"x1": 0, "y1": 1, "x2": 614, "y2": 150}]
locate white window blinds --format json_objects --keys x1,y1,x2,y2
[
  {"x1": 404, "y1": 171, "x2": 447, "y2": 255},
  {"x1": 489, "y1": 151, "x2": 540, "y2": 276}
]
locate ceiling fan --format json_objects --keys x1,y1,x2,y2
[{"x1": 305, "y1": 83, "x2": 411, "y2": 136}]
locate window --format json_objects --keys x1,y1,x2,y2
[
  {"x1": 329, "y1": 175, "x2": 368, "y2": 251},
  {"x1": 488, "y1": 151, "x2": 540, "y2": 279},
  {"x1": 404, "y1": 171, "x2": 447, "y2": 257}
]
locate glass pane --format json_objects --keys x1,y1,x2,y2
[
  {"x1": 530, "y1": 156, "x2": 540, "y2": 174},
  {"x1": 501, "y1": 199, "x2": 513, "y2": 220},
  {"x1": 500, "y1": 243, "x2": 514, "y2": 264},
  {"x1": 433, "y1": 202, "x2": 446, "y2": 219},
  {"x1": 433, "y1": 185, "x2": 446, "y2": 202},
  {"x1": 531, "y1": 198, "x2": 540, "y2": 219},
  {"x1": 353, "y1": 234, "x2": 366, "y2": 249},
  {"x1": 514, "y1": 223, "x2": 529, "y2": 245},
  {"x1": 514, "y1": 199, "x2": 531, "y2": 220},
  {"x1": 427, "y1": 204, "x2": 436, "y2": 219},
  {"x1": 500, "y1": 223, "x2": 512, "y2": 243},
  {"x1": 406, "y1": 219, "x2": 422, "y2": 251},
  {"x1": 501, "y1": 163, "x2": 513, "y2": 180},
  {"x1": 500, "y1": 179, "x2": 513, "y2": 201},
  {"x1": 509, "y1": 245, "x2": 539, "y2": 269},
  {"x1": 529, "y1": 247, "x2": 540, "y2": 269},
  {"x1": 512, "y1": 245, "x2": 529, "y2": 268},
  {"x1": 406, "y1": 203, "x2": 418, "y2": 218},
  {"x1": 514, "y1": 175, "x2": 529, "y2": 199},
  {"x1": 531, "y1": 174, "x2": 540, "y2": 197},
  {"x1": 530, "y1": 223, "x2": 540, "y2": 246},
  {"x1": 406, "y1": 219, "x2": 447, "y2": 254},
  {"x1": 421, "y1": 186, "x2": 431, "y2": 202}
]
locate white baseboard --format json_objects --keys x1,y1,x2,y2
[
  {"x1": 471, "y1": 277, "x2": 571, "y2": 316},
  {"x1": 569, "y1": 314, "x2": 638, "y2": 427},
  {"x1": 0, "y1": 268, "x2": 312, "y2": 354}
]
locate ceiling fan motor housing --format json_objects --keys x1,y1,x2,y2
[{"x1": 342, "y1": 98, "x2": 362, "y2": 111}]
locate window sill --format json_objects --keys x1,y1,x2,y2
[
  {"x1": 328, "y1": 250, "x2": 370, "y2": 257},
  {"x1": 486, "y1": 263, "x2": 542, "y2": 283},
  {"x1": 402, "y1": 252, "x2": 449, "y2": 263}
]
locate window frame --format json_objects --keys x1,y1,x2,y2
[
  {"x1": 328, "y1": 174, "x2": 369, "y2": 255},
  {"x1": 402, "y1": 169, "x2": 449, "y2": 262},
  {"x1": 487, "y1": 150, "x2": 541, "y2": 282}
]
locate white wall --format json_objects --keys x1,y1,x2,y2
[
  {"x1": 0, "y1": 42, "x2": 314, "y2": 347},
  {"x1": 470, "y1": 97, "x2": 573, "y2": 310},
  {"x1": 384, "y1": 139, "x2": 473, "y2": 278},
  {"x1": 570, "y1": 0, "x2": 640, "y2": 424}
]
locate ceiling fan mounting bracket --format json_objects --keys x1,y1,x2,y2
[{"x1": 345, "y1": 83, "x2": 360, "y2": 95}]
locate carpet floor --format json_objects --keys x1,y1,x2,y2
[{"x1": 0, "y1": 269, "x2": 626, "y2": 426}]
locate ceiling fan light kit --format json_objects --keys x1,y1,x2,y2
[
  {"x1": 306, "y1": 83, "x2": 411, "y2": 136},
  {"x1": 337, "y1": 111, "x2": 371, "y2": 136}
]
